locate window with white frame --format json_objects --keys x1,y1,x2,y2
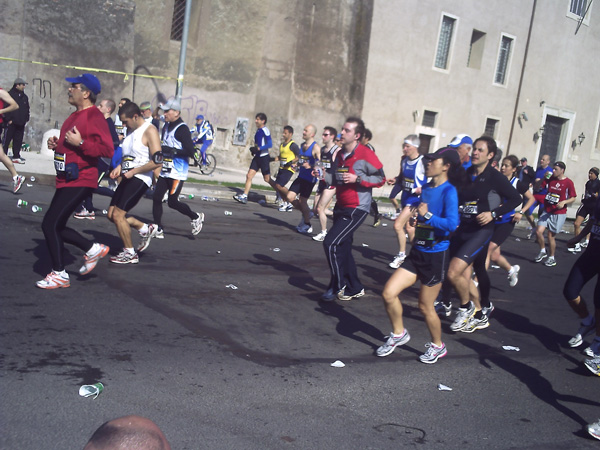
[
  {"x1": 567, "y1": 0, "x2": 592, "y2": 25},
  {"x1": 494, "y1": 34, "x2": 514, "y2": 85},
  {"x1": 434, "y1": 15, "x2": 457, "y2": 70}
]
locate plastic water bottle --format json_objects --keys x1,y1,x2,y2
[
  {"x1": 31, "y1": 205, "x2": 42, "y2": 213},
  {"x1": 17, "y1": 199, "x2": 28, "y2": 208},
  {"x1": 314, "y1": 160, "x2": 324, "y2": 180},
  {"x1": 188, "y1": 194, "x2": 195, "y2": 199},
  {"x1": 201, "y1": 196, "x2": 219, "y2": 202},
  {"x1": 224, "y1": 211, "x2": 233, "y2": 215}
]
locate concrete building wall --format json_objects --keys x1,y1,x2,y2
[
  {"x1": 2, "y1": 0, "x2": 373, "y2": 172},
  {"x1": 362, "y1": 0, "x2": 600, "y2": 195}
]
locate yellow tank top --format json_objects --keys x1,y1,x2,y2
[{"x1": 279, "y1": 140, "x2": 297, "y2": 173}]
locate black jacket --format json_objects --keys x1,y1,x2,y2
[{"x1": 6, "y1": 86, "x2": 30, "y2": 126}]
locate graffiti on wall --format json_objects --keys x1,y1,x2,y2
[
  {"x1": 151, "y1": 93, "x2": 231, "y2": 128},
  {"x1": 31, "y1": 78, "x2": 52, "y2": 123}
]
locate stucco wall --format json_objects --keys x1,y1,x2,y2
[{"x1": 2, "y1": 0, "x2": 373, "y2": 172}]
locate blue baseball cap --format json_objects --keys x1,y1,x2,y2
[
  {"x1": 65, "y1": 74, "x2": 101, "y2": 95},
  {"x1": 196, "y1": 114, "x2": 204, "y2": 120},
  {"x1": 448, "y1": 134, "x2": 473, "y2": 148}
]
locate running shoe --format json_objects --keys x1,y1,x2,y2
[
  {"x1": 191, "y1": 212, "x2": 205, "y2": 235},
  {"x1": 233, "y1": 194, "x2": 247, "y2": 204},
  {"x1": 587, "y1": 419, "x2": 600, "y2": 440},
  {"x1": 567, "y1": 243, "x2": 582, "y2": 253},
  {"x1": 320, "y1": 288, "x2": 338, "y2": 302},
  {"x1": 461, "y1": 314, "x2": 489, "y2": 333},
  {"x1": 584, "y1": 339, "x2": 600, "y2": 357},
  {"x1": 337, "y1": 288, "x2": 365, "y2": 301},
  {"x1": 110, "y1": 250, "x2": 140, "y2": 264},
  {"x1": 544, "y1": 256, "x2": 557, "y2": 267},
  {"x1": 13, "y1": 175, "x2": 25, "y2": 194},
  {"x1": 74, "y1": 209, "x2": 96, "y2": 220},
  {"x1": 36, "y1": 271, "x2": 70, "y2": 289},
  {"x1": 534, "y1": 249, "x2": 547, "y2": 263},
  {"x1": 434, "y1": 301, "x2": 452, "y2": 317},
  {"x1": 137, "y1": 224, "x2": 158, "y2": 253},
  {"x1": 419, "y1": 342, "x2": 447, "y2": 364},
  {"x1": 155, "y1": 227, "x2": 164, "y2": 239},
  {"x1": 376, "y1": 330, "x2": 411, "y2": 357},
  {"x1": 569, "y1": 319, "x2": 597, "y2": 347},
  {"x1": 312, "y1": 230, "x2": 327, "y2": 242},
  {"x1": 297, "y1": 222, "x2": 313, "y2": 234},
  {"x1": 389, "y1": 252, "x2": 406, "y2": 269},
  {"x1": 450, "y1": 302, "x2": 475, "y2": 332},
  {"x1": 278, "y1": 202, "x2": 289, "y2": 212},
  {"x1": 79, "y1": 243, "x2": 110, "y2": 275},
  {"x1": 527, "y1": 228, "x2": 536, "y2": 240},
  {"x1": 580, "y1": 240, "x2": 589, "y2": 248},
  {"x1": 584, "y1": 357, "x2": 600, "y2": 377},
  {"x1": 12, "y1": 157, "x2": 25, "y2": 164},
  {"x1": 373, "y1": 214, "x2": 382, "y2": 227},
  {"x1": 482, "y1": 302, "x2": 495, "y2": 319},
  {"x1": 297, "y1": 212, "x2": 314, "y2": 228},
  {"x1": 508, "y1": 265, "x2": 520, "y2": 287}
]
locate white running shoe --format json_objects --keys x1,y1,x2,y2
[
  {"x1": 137, "y1": 224, "x2": 158, "y2": 253},
  {"x1": 534, "y1": 249, "x2": 547, "y2": 263},
  {"x1": 36, "y1": 271, "x2": 70, "y2": 289},
  {"x1": 13, "y1": 175, "x2": 25, "y2": 194},
  {"x1": 79, "y1": 243, "x2": 110, "y2": 275},
  {"x1": 508, "y1": 265, "x2": 520, "y2": 287},
  {"x1": 191, "y1": 212, "x2": 205, "y2": 235},
  {"x1": 389, "y1": 252, "x2": 406, "y2": 269},
  {"x1": 312, "y1": 230, "x2": 327, "y2": 242},
  {"x1": 376, "y1": 330, "x2": 411, "y2": 357}
]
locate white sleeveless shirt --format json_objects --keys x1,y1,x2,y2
[{"x1": 121, "y1": 121, "x2": 153, "y2": 187}]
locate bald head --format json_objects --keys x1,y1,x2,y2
[
  {"x1": 84, "y1": 416, "x2": 171, "y2": 450},
  {"x1": 302, "y1": 124, "x2": 317, "y2": 141}
]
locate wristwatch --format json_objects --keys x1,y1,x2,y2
[
  {"x1": 355, "y1": 176, "x2": 362, "y2": 184},
  {"x1": 79, "y1": 140, "x2": 84, "y2": 146},
  {"x1": 491, "y1": 210, "x2": 497, "y2": 219},
  {"x1": 424, "y1": 211, "x2": 433, "y2": 220}
]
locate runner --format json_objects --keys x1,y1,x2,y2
[
  {"x1": 376, "y1": 147, "x2": 461, "y2": 363},
  {"x1": 312, "y1": 126, "x2": 339, "y2": 241},
  {"x1": 274, "y1": 125, "x2": 300, "y2": 212},
  {"x1": 438, "y1": 136, "x2": 521, "y2": 331},
  {"x1": 569, "y1": 167, "x2": 599, "y2": 253},
  {"x1": 533, "y1": 161, "x2": 576, "y2": 267},
  {"x1": 0, "y1": 88, "x2": 25, "y2": 193},
  {"x1": 563, "y1": 195, "x2": 600, "y2": 369},
  {"x1": 106, "y1": 102, "x2": 162, "y2": 264},
  {"x1": 388, "y1": 135, "x2": 425, "y2": 268},
  {"x1": 37, "y1": 74, "x2": 114, "y2": 289},
  {"x1": 485, "y1": 155, "x2": 536, "y2": 287}
]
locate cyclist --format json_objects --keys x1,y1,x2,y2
[{"x1": 192, "y1": 114, "x2": 214, "y2": 166}]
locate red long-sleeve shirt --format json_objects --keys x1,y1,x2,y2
[{"x1": 54, "y1": 106, "x2": 114, "y2": 189}]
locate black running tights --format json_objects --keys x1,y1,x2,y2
[
  {"x1": 152, "y1": 177, "x2": 197, "y2": 229},
  {"x1": 42, "y1": 187, "x2": 94, "y2": 271}
]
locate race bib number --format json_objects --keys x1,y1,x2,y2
[
  {"x1": 545, "y1": 193, "x2": 560, "y2": 205},
  {"x1": 299, "y1": 157, "x2": 309, "y2": 165},
  {"x1": 403, "y1": 177, "x2": 414, "y2": 192},
  {"x1": 279, "y1": 158, "x2": 287, "y2": 168},
  {"x1": 415, "y1": 223, "x2": 435, "y2": 247},
  {"x1": 54, "y1": 153, "x2": 66, "y2": 173},
  {"x1": 460, "y1": 201, "x2": 478, "y2": 217},
  {"x1": 321, "y1": 157, "x2": 331, "y2": 169},
  {"x1": 336, "y1": 166, "x2": 349, "y2": 182},
  {"x1": 121, "y1": 155, "x2": 135, "y2": 172}
]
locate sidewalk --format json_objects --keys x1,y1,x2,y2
[
  {"x1": 2, "y1": 149, "x2": 399, "y2": 214},
  {"x1": 1, "y1": 149, "x2": 580, "y2": 225}
]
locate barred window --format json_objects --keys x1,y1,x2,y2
[
  {"x1": 494, "y1": 35, "x2": 513, "y2": 85},
  {"x1": 570, "y1": 0, "x2": 588, "y2": 16},
  {"x1": 484, "y1": 118, "x2": 499, "y2": 138},
  {"x1": 422, "y1": 110, "x2": 437, "y2": 128},
  {"x1": 170, "y1": 0, "x2": 187, "y2": 41},
  {"x1": 434, "y1": 15, "x2": 456, "y2": 70}
]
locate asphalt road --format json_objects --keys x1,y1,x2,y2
[{"x1": 1, "y1": 174, "x2": 599, "y2": 449}]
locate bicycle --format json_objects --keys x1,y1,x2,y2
[{"x1": 193, "y1": 146, "x2": 217, "y2": 175}]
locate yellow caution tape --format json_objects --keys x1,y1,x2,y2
[{"x1": 0, "y1": 56, "x2": 181, "y2": 82}]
